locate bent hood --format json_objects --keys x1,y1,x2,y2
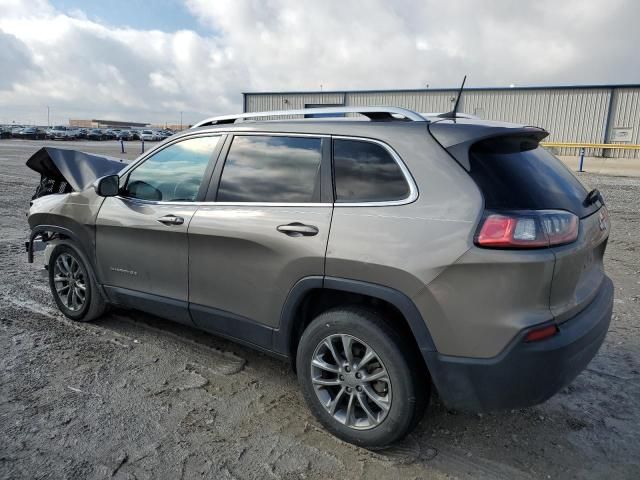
[{"x1": 26, "y1": 147, "x2": 130, "y2": 198}]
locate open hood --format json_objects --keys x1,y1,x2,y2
[{"x1": 26, "y1": 147, "x2": 130, "y2": 198}]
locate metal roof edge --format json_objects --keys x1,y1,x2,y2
[{"x1": 243, "y1": 83, "x2": 640, "y2": 96}]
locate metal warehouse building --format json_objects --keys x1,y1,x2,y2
[{"x1": 243, "y1": 84, "x2": 640, "y2": 158}]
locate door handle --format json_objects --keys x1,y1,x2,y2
[
  {"x1": 277, "y1": 222, "x2": 319, "y2": 237},
  {"x1": 157, "y1": 215, "x2": 184, "y2": 226}
]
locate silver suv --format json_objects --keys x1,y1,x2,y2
[{"x1": 26, "y1": 107, "x2": 613, "y2": 448}]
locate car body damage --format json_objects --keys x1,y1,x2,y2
[
  {"x1": 25, "y1": 147, "x2": 130, "y2": 264},
  {"x1": 26, "y1": 147, "x2": 129, "y2": 199}
]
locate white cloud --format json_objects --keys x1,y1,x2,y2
[{"x1": 0, "y1": 0, "x2": 638, "y2": 125}]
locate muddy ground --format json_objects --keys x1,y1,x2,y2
[{"x1": 1, "y1": 139, "x2": 639, "y2": 479}]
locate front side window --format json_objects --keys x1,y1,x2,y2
[
  {"x1": 333, "y1": 139, "x2": 410, "y2": 203},
  {"x1": 124, "y1": 135, "x2": 220, "y2": 202},
  {"x1": 217, "y1": 135, "x2": 322, "y2": 203}
]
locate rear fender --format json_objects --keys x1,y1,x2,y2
[{"x1": 275, "y1": 276, "x2": 437, "y2": 361}]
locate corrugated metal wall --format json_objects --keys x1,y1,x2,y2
[
  {"x1": 607, "y1": 88, "x2": 640, "y2": 158},
  {"x1": 245, "y1": 93, "x2": 345, "y2": 119},
  {"x1": 245, "y1": 86, "x2": 640, "y2": 158}
]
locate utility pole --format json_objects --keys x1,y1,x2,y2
[
  {"x1": 180, "y1": 111, "x2": 183, "y2": 131},
  {"x1": 47, "y1": 106, "x2": 50, "y2": 127}
]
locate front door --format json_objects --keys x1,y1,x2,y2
[
  {"x1": 95, "y1": 135, "x2": 223, "y2": 322},
  {"x1": 188, "y1": 134, "x2": 333, "y2": 347}
]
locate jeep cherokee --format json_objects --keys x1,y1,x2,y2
[{"x1": 26, "y1": 107, "x2": 613, "y2": 448}]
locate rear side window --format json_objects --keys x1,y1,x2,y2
[
  {"x1": 333, "y1": 139, "x2": 410, "y2": 203},
  {"x1": 468, "y1": 137, "x2": 596, "y2": 217},
  {"x1": 217, "y1": 135, "x2": 322, "y2": 203}
]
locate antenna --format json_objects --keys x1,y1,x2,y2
[{"x1": 439, "y1": 75, "x2": 467, "y2": 119}]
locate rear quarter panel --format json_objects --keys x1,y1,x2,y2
[
  {"x1": 325, "y1": 128, "x2": 483, "y2": 351},
  {"x1": 549, "y1": 207, "x2": 610, "y2": 322}
]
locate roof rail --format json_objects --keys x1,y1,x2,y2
[
  {"x1": 191, "y1": 106, "x2": 427, "y2": 128},
  {"x1": 420, "y1": 112, "x2": 480, "y2": 120}
]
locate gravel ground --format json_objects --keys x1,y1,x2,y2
[{"x1": 1, "y1": 139, "x2": 639, "y2": 480}]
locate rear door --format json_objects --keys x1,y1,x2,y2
[
  {"x1": 95, "y1": 135, "x2": 223, "y2": 322},
  {"x1": 188, "y1": 133, "x2": 333, "y2": 347}
]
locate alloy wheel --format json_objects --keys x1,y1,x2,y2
[
  {"x1": 53, "y1": 253, "x2": 87, "y2": 312},
  {"x1": 311, "y1": 334, "x2": 392, "y2": 430}
]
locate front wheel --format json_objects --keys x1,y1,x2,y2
[
  {"x1": 296, "y1": 307, "x2": 428, "y2": 448},
  {"x1": 48, "y1": 244, "x2": 106, "y2": 322}
]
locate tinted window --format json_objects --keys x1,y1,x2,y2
[
  {"x1": 333, "y1": 139, "x2": 410, "y2": 202},
  {"x1": 125, "y1": 136, "x2": 220, "y2": 202},
  {"x1": 469, "y1": 139, "x2": 596, "y2": 217},
  {"x1": 217, "y1": 136, "x2": 322, "y2": 203}
]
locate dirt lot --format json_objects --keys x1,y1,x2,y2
[{"x1": 1, "y1": 139, "x2": 639, "y2": 479}]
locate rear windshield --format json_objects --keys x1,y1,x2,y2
[{"x1": 468, "y1": 136, "x2": 597, "y2": 218}]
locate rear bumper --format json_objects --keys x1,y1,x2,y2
[{"x1": 426, "y1": 275, "x2": 613, "y2": 412}]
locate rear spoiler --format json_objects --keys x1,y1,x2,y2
[
  {"x1": 26, "y1": 147, "x2": 129, "y2": 198},
  {"x1": 428, "y1": 119, "x2": 548, "y2": 170}
]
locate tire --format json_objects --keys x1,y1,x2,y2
[
  {"x1": 48, "y1": 244, "x2": 106, "y2": 322},
  {"x1": 296, "y1": 307, "x2": 429, "y2": 448}
]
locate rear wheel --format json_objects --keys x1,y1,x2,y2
[
  {"x1": 297, "y1": 307, "x2": 428, "y2": 448},
  {"x1": 48, "y1": 244, "x2": 106, "y2": 322}
]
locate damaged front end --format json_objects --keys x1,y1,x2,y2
[
  {"x1": 26, "y1": 147, "x2": 129, "y2": 200},
  {"x1": 25, "y1": 147, "x2": 130, "y2": 263}
]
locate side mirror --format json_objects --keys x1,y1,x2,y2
[{"x1": 96, "y1": 175, "x2": 120, "y2": 197}]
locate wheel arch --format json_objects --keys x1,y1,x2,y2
[
  {"x1": 28, "y1": 225, "x2": 81, "y2": 262},
  {"x1": 28, "y1": 224, "x2": 104, "y2": 291},
  {"x1": 275, "y1": 276, "x2": 437, "y2": 371}
]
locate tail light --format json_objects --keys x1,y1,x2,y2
[{"x1": 475, "y1": 210, "x2": 578, "y2": 249}]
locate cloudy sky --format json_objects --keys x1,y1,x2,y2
[{"x1": 1, "y1": 0, "x2": 638, "y2": 125}]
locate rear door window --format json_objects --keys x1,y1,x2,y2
[
  {"x1": 217, "y1": 135, "x2": 322, "y2": 203},
  {"x1": 469, "y1": 137, "x2": 597, "y2": 217},
  {"x1": 333, "y1": 139, "x2": 410, "y2": 203}
]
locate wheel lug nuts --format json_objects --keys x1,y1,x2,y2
[
  {"x1": 356, "y1": 386, "x2": 362, "y2": 392},
  {"x1": 345, "y1": 366, "x2": 351, "y2": 372},
  {"x1": 355, "y1": 373, "x2": 361, "y2": 379},
  {"x1": 346, "y1": 387, "x2": 352, "y2": 393},
  {"x1": 339, "y1": 375, "x2": 344, "y2": 381}
]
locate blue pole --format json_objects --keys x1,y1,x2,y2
[
  {"x1": 141, "y1": 138, "x2": 144, "y2": 154},
  {"x1": 120, "y1": 139, "x2": 125, "y2": 154},
  {"x1": 578, "y1": 147, "x2": 585, "y2": 172}
]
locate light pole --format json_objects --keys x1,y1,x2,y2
[{"x1": 47, "y1": 106, "x2": 50, "y2": 127}]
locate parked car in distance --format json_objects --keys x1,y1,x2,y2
[
  {"x1": 75, "y1": 128, "x2": 88, "y2": 139},
  {"x1": 86, "y1": 129, "x2": 105, "y2": 141},
  {"x1": 158, "y1": 129, "x2": 174, "y2": 140},
  {"x1": 0, "y1": 126, "x2": 11, "y2": 139},
  {"x1": 116, "y1": 130, "x2": 133, "y2": 141},
  {"x1": 46, "y1": 126, "x2": 75, "y2": 140},
  {"x1": 26, "y1": 106, "x2": 613, "y2": 449},
  {"x1": 101, "y1": 129, "x2": 115, "y2": 140},
  {"x1": 139, "y1": 130, "x2": 158, "y2": 141},
  {"x1": 11, "y1": 125, "x2": 26, "y2": 136},
  {"x1": 15, "y1": 127, "x2": 46, "y2": 140}
]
